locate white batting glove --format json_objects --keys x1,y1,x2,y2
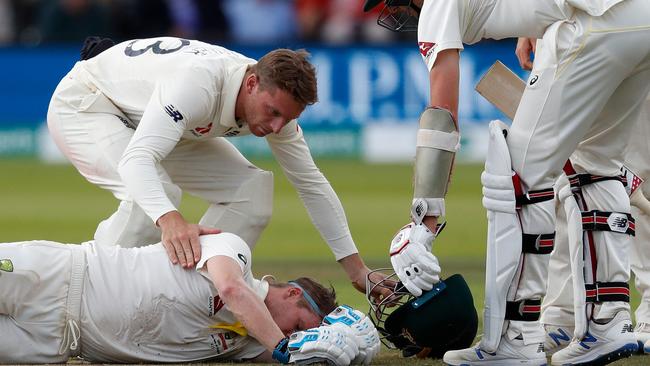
[
  {"x1": 288, "y1": 325, "x2": 359, "y2": 365},
  {"x1": 389, "y1": 223, "x2": 441, "y2": 296},
  {"x1": 322, "y1": 305, "x2": 381, "y2": 365}
]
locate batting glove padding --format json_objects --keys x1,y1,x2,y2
[
  {"x1": 389, "y1": 223, "x2": 441, "y2": 296},
  {"x1": 288, "y1": 326, "x2": 359, "y2": 365},
  {"x1": 322, "y1": 305, "x2": 381, "y2": 365}
]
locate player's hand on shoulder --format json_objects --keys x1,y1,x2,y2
[
  {"x1": 287, "y1": 325, "x2": 359, "y2": 365},
  {"x1": 322, "y1": 305, "x2": 381, "y2": 365},
  {"x1": 157, "y1": 210, "x2": 220, "y2": 268},
  {"x1": 389, "y1": 222, "x2": 442, "y2": 296}
]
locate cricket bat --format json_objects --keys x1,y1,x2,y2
[
  {"x1": 476, "y1": 60, "x2": 650, "y2": 215},
  {"x1": 475, "y1": 60, "x2": 526, "y2": 120}
]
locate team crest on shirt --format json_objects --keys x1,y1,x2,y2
[
  {"x1": 191, "y1": 122, "x2": 213, "y2": 137},
  {"x1": 208, "y1": 295, "x2": 225, "y2": 316},
  {"x1": 418, "y1": 42, "x2": 436, "y2": 60}
]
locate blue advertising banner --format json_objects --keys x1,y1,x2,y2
[{"x1": 0, "y1": 41, "x2": 527, "y2": 158}]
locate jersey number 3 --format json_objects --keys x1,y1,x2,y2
[{"x1": 124, "y1": 38, "x2": 190, "y2": 57}]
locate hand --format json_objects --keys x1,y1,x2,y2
[
  {"x1": 322, "y1": 305, "x2": 381, "y2": 365},
  {"x1": 515, "y1": 37, "x2": 536, "y2": 71},
  {"x1": 348, "y1": 265, "x2": 395, "y2": 304},
  {"x1": 389, "y1": 223, "x2": 441, "y2": 296},
  {"x1": 288, "y1": 326, "x2": 359, "y2": 365},
  {"x1": 157, "y1": 211, "x2": 221, "y2": 268}
]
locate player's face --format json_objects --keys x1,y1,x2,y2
[
  {"x1": 270, "y1": 290, "x2": 322, "y2": 336},
  {"x1": 244, "y1": 77, "x2": 304, "y2": 137},
  {"x1": 378, "y1": 0, "x2": 422, "y2": 32}
]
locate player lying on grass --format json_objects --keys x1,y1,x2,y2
[{"x1": 0, "y1": 233, "x2": 380, "y2": 364}]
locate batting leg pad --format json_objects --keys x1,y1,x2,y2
[
  {"x1": 560, "y1": 163, "x2": 635, "y2": 338},
  {"x1": 480, "y1": 121, "x2": 555, "y2": 352},
  {"x1": 412, "y1": 107, "x2": 459, "y2": 219},
  {"x1": 200, "y1": 170, "x2": 273, "y2": 248}
]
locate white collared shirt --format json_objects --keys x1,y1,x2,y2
[
  {"x1": 80, "y1": 233, "x2": 267, "y2": 363},
  {"x1": 74, "y1": 37, "x2": 357, "y2": 260}
]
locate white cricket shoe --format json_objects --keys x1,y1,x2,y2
[
  {"x1": 443, "y1": 336, "x2": 547, "y2": 366},
  {"x1": 544, "y1": 324, "x2": 574, "y2": 356},
  {"x1": 634, "y1": 322, "x2": 650, "y2": 354},
  {"x1": 550, "y1": 311, "x2": 638, "y2": 365}
]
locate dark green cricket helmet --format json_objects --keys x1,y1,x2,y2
[{"x1": 366, "y1": 270, "x2": 478, "y2": 358}]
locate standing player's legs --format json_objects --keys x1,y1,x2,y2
[
  {"x1": 445, "y1": 1, "x2": 650, "y2": 364},
  {"x1": 539, "y1": 197, "x2": 575, "y2": 354},
  {"x1": 631, "y1": 182, "x2": 650, "y2": 354},
  {"x1": 0, "y1": 241, "x2": 85, "y2": 363},
  {"x1": 624, "y1": 95, "x2": 650, "y2": 353},
  {"x1": 47, "y1": 76, "x2": 179, "y2": 248},
  {"x1": 540, "y1": 91, "x2": 650, "y2": 359},
  {"x1": 163, "y1": 138, "x2": 273, "y2": 249}
]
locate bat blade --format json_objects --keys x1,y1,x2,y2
[{"x1": 475, "y1": 61, "x2": 526, "y2": 120}]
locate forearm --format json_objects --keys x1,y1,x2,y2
[
  {"x1": 219, "y1": 285, "x2": 285, "y2": 351},
  {"x1": 269, "y1": 134, "x2": 358, "y2": 260},
  {"x1": 118, "y1": 152, "x2": 177, "y2": 222},
  {"x1": 206, "y1": 258, "x2": 285, "y2": 351},
  {"x1": 429, "y1": 49, "x2": 460, "y2": 122},
  {"x1": 297, "y1": 184, "x2": 358, "y2": 260}
]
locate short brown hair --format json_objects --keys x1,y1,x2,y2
[
  {"x1": 271, "y1": 277, "x2": 337, "y2": 319},
  {"x1": 251, "y1": 49, "x2": 318, "y2": 106}
]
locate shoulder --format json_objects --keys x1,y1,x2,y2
[{"x1": 197, "y1": 233, "x2": 252, "y2": 272}]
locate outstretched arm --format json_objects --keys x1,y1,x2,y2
[{"x1": 205, "y1": 256, "x2": 285, "y2": 352}]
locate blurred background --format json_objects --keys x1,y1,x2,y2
[{"x1": 0, "y1": 0, "x2": 526, "y2": 162}]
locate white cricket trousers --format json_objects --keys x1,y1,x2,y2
[
  {"x1": 46, "y1": 70, "x2": 273, "y2": 249},
  {"x1": 480, "y1": 0, "x2": 650, "y2": 344},
  {"x1": 0, "y1": 241, "x2": 86, "y2": 363},
  {"x1": 543, "y1": 96, "x2": 650, "y2": 327}
]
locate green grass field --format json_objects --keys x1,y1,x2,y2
[{"x1": 0, "y1": 159, "x2": 646, "y2": 365}]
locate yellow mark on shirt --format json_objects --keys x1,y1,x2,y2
[{"x1": 209, "y1": 321, "x2": 248, "y2": 336}]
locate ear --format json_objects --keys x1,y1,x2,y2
[
  {"x1": 286, "y1": 286, "x2": 302, "y2": 299},
  {"x1": 245, "y1": 73, "x2": 258, "y2": 93}
]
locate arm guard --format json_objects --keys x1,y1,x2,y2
[{"x1": 412, "y1": 108, "x2": 459, "y2": 219}]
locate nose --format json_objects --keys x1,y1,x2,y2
[{"x1": 270, "y1": 118, "x2": 285, "y2": 134}]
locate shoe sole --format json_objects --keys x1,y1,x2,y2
[
  {"x1": 555, "y1": 342, "x2": 637, "y2": 366},
  {"x1": 444, "y1": 359, "x2": 547, "y2": 366}
]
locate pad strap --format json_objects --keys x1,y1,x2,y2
[
  {"x1": 522, "y1": 233, "x2": 555, "y2": 254},
  {"x1": 585, "y1": 282, "x2": 630, "y2": 303},
  {"x1": 505, "y1": 299, "x2": 541, "y2": 321},
  {"x1": 567, "y1": 173, "x2": 627, "y2": 190},
  {"x1": 512, "y1": 174, "x2": 555, "y2": 208},
  {"x1": 581, "y1": 210, "x2": 635, "y2": 236}
]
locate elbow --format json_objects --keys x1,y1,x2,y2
[{"x1": 217, "y1": 283, "x2": 244, "y2": 303}]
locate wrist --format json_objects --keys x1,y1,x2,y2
[
  {"x1": 156, "y1": 210, "x2": 182, "y2": 227},
  {"x1": 272, "y1": 337, "x2": 290, "y2": 364},
  {"x1": 338, "y1": 253, "x2": 369, "y2": 281}
]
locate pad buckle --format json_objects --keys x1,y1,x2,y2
[{"x1": 607, "y1": 213, "x2": 630, "y2": 234}]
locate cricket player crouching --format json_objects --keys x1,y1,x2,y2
[{"x1": 0, "y1": 233, "x2": 380, "y2": 364}]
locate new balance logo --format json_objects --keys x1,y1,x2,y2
[
  {"x1": 548, "y1": 327, "x2": 571, "y2": 346},
  {"x1": 611, "y1": 217, "x2": 628, "y2": 228},
  {"x1": 622, "y1": 324, "x2": 634, "y2": 333},
  {"x1": 164, "y1": 104, "x2": 184, "y2": 122},
  {"x1": 579, "y1": 333, "x2": 597, "y2": 350}
]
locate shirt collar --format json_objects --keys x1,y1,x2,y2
[{"x1": 218, "y1": 62, "x2": 254, "y2": 129}]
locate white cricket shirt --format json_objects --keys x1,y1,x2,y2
[
  {"x1": 71, "y1": 37, "x2": 357, "y2": 260},
  {"x1": 417, "y1": 0, "x2": 625, "y2": 71},
  {"x1": 79, "y1": 233, "x2": 267, "y2": 363}
]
